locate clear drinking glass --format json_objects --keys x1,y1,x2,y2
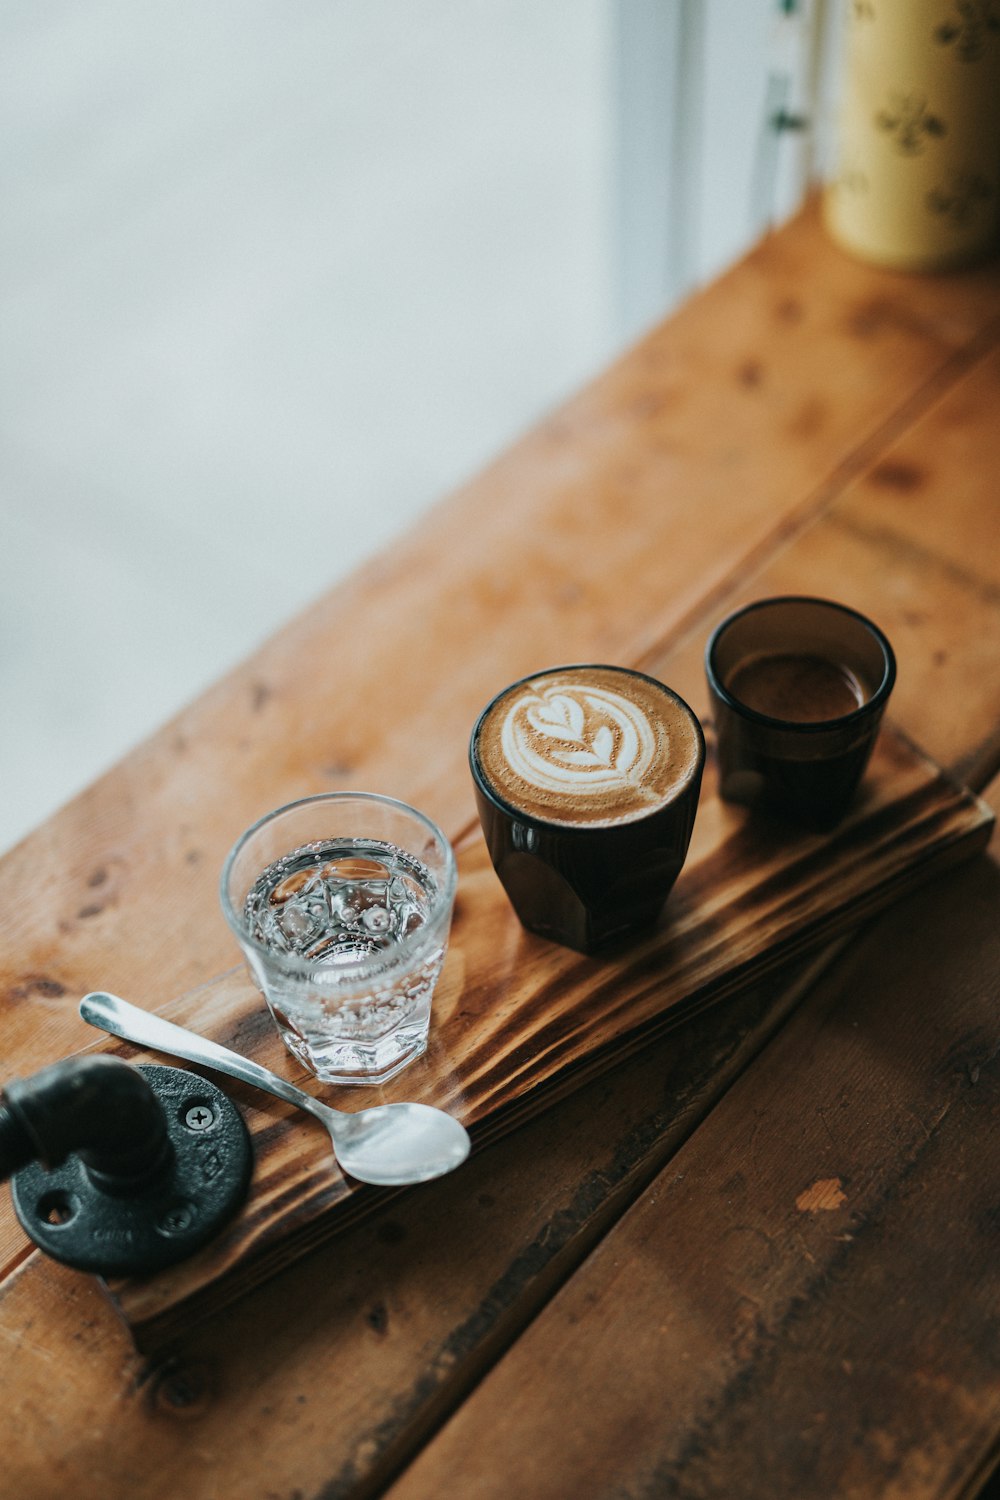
[{"x1": 220, "y1": 793, "x2": 457, "y2": 1085}]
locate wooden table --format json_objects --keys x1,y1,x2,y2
[{"x1": 2, "y1": 200, "x2": 1000, "y2": 1500}]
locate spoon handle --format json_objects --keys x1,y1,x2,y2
[{"x1": 79, "y1": 992, "x2": 325, "y2": 1122}]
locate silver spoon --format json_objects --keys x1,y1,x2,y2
[{"x1": 79, "y1": 992, "x2": 470, "y2": 1187}]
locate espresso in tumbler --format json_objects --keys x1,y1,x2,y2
[
  {"x1": 469, "y1": 665, "x2": 705, "y2": 952},
  {"x1": 706, "y1": 597, "x2": 896, "y2": 829}
]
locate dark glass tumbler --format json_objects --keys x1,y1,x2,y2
[
  {"x1": 705, "y1": 596, "x2": 896, "y2": 829},
  {"x1": 469, "y1": 666, "x2": 705, "y2": 953}
]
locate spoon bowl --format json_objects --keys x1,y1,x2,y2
[{"x1": 79, "y1": 993, "x2": 470, "y2": 1187}]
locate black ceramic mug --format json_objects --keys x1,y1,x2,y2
[
  {"x1": 705, "y1": 596, "x2": 896, "y2": 829},
  {"x1": 469, "y1": 664, "x2": 705, "y2": 953}
]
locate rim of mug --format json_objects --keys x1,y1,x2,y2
[
  {"x1": 704, "y1": 595, "x2": 897, "y2": 735},
  {"x1": 219, "y1": 790, "x2": 458, "y2": 982},
  {"x1": 468, "y1": 663, "x2": 706, "y2": 834}
]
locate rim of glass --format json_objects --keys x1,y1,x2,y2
[
  {"x1": 219, "y1": 791, "x2": 458, "y2": 981},
  {"x1": 705, "y1": 595, "x2": 897, "y2": 734},
  {"x1": 469, "y1": 662, "x2": 706, "y2": 832}
]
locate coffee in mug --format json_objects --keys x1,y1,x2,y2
[
  {"x1": 724, "y1": 653, "x2": 866, "y2": 724},
  {"x1": 469, "y1": 665, "x2": 705, "y2": 952}
]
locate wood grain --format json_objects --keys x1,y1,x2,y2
[
  {"x1": 382, "y1": 790, "x2": 1000, "y2": 1500},
  {"x1": 633, "y1": 341, "x2": 1000, "y2": 791},
  {"x1": 0, "y1": 950, "x2": 835, "y2": 1500},
  {"x1": 93, "y1": 724, "x2": 990, "y2": 1343}
]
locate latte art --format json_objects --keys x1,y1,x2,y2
[
  {"x1": 474, "y1": 666, "x2": 703, "y2": 828},
  {"x1": 502, "y1": 683, "x2": 657, "y2": 798}
]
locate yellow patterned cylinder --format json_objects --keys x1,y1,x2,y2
[{"x1": 824, "y1": 0, "x2": 1000, "y2": 270}]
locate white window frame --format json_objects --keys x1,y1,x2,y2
[{"x1": 613, "y1": 0, "x2": 838, "y2": 340}]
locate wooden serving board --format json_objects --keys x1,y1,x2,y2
[{"x1": 93, "y1": 725, "x2": 992, "y2": 1345}]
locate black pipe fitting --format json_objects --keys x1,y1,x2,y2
[
  {"x1": 2, "y1": 1054, "x2": 171, "y2": 1193},
  {"x1": 1, "y1": 1055, "x2": 253, "y2": 1277}
]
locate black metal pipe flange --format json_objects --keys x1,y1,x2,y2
[{"x1": 2, "y1": 1057, "x2": 253, "y2": 1277}]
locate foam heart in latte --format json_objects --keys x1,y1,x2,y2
[{"x1": 473, "y1": 666, "x2": 703, "y2": 827}]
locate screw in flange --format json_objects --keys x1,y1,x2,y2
[
  {"x1": 157, "y1": 1202, "x2": 196, "y2": 1235},
  {"x1": 183, "y1": 1102, "x2": 217, "y2": 1132}
]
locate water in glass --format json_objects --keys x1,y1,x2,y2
[{"x1": 242, "y1": 837, "x2": 445, "y2": 1082}]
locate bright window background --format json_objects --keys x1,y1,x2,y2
[{"x1": 1, "y1": 0, "x2": 833, "y2": 854}]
